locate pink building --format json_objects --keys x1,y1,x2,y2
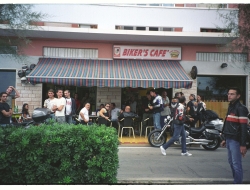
[{"x1": 0, "y1": 4, "x2": 249, "y2": 118}]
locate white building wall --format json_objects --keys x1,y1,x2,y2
[
  {"x1": 33, "y1": 4, "x2": 234, "y2": 32},
  {"x1": 96, "y1": 87, "x2": 122, "y2": 108}
]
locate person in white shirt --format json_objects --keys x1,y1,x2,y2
[
  {"x1": 52, "y1": 89, "x2": 66, "y2": 123},
  {"x1": 44, "y1": 89, "x2": 57, "y2": 120},
  {"x1": 64, "y1": 90, "x2": 76, "y2": 124},
  {"x1": 110, "y1": 102, "x2": 123, "y2": 130},
  {"x1": 79, "y1": 103, "x2": 92, "y2": 125}
]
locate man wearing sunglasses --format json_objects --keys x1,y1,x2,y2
[{"x1": 0, "y1": 92, "x2": 13, "y2": 127}]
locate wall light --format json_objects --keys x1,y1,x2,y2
[{"x1": 221, "y1": 63, "x2": 228, "y2": 68}]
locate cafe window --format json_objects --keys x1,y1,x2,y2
[
  {"x1": 0, "y1": 70, "x2": 16, "y2": 93},
  {"x1": 197, "y1": 75, "x2": 246, "y2": 104}
]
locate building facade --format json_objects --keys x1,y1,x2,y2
[{"x1": 0, "y1": 4, "x2": 249, "y2": 118}]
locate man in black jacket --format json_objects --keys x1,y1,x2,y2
[
  {"x1": 221, "y1": 87, "x2": 249, "y2": 184},
  {"x1": 118, "y1": 106, "x2": 139, "y2": 136},
  {"x1": 64, "y1": 90, "x2": 76, "y2": 124}
]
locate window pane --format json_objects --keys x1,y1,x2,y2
[
  {"x1": 149, "y1": 27, "x2": 158, "y2": 31},
  {"x1": 124, "y1": 26, "x2": 134, "y2": 30},
  {"x1": 197, "y1": 75, "x2": 246, "y2": 104},
  {"x1": 136, "y1": 27, "x2": 146, "y2": 30},
  {"x1": 162, "y1": 27, "x2": 173, "y2": 31},
  {"x1": 162, "y1": 4, "x2": 174, "y2": 7},
  {"x1": 149, "y1": 4, "x2": 160, "y2": 6},
  {"x1": 0, "y1": 70, "x2": 16, "y2": 93}
]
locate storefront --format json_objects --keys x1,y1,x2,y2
[{"x1": 26, "y1": 45, "x2": 193, "y2": 114}]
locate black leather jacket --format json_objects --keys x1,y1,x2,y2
[
  {"x1": 118, "y1": 112, "x2": 139, "y2": 120},
  {"x1": 222, "y1": 99, "x2": 249, "y2": 146}
]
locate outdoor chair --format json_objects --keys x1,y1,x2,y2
[{"x1": 120, "y1": 117, "x2": 135, "y2": 138}]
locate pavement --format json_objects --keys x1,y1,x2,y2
[{"x1": 116, "y1": 144, "x2": 250, "y2": 185}]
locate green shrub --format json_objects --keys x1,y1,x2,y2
[{"x1": 0, "y1": 123, "x2": 119, "y2": 184}]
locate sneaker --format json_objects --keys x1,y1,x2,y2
[
  {"x1": 160, "y1": 146, "x2": 166, "y2": 156},
  {"x1": 181, "y1": 152, "x2": 192, "y2": 156}
]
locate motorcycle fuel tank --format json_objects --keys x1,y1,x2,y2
[
  {"x1": 32, "y1": 108, "x2": 51, "y2": 122},
  {"x1": 208, "y1": 119, "x2": 223, "y2": 131}
]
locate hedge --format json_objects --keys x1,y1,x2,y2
[{"x1": 0, "y1": 122, "x2": 119, "y2": 184}]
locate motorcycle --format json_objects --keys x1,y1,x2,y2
[
  {"x1": 148, "y1": 115, "x2": 223, "y2": 150},
  {"x1": 11, "y1": 108, "x2": 51, "y2": 128}
]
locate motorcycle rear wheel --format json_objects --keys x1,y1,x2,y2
[
  {"x1": 148, "y1": 129, "x2": 167, "y2": 147},
  {"x1": 201, "y1": 137, "x2": 220, "y2": 150}
]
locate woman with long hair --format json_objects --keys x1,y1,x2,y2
[{"x1": 22, "y1": 103, "x2": 32, "y2": 120}]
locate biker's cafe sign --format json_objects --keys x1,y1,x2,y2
[{"x1": 113, "y1": 45, "x2": 181, "y2": 60}]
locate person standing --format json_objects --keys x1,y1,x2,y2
[
  {"x1": 187, "y1": 94, "x2": 196, "y2": 127},
  {"x1": 74, "y1": 93, "x2": 81, "y2": 115},
  {"x1": 79, "y1": 102, "x2": 92, "y2": 125},
  {"x1": 149, "y1": 89, "x2": 163, "y2": 130},
  {"x1": 64, "y1": 90, "x2": 76, "y2": 124},
  {"x1": 221, "y1": 87, "x2": 249, "y2": 184},
  {"x1": 110, "y1": 103, "x2": 122, "y2": 131},
  {"x1": 141, "y1": 92, "x2": 153, "y2": 136},
  {"x1": 0, "y1": 92, "x2": 13, "y2": 127},
  {"x1": 6, "y1": 86, "x2": 20, "y2": 109},
  {"x1": 196, "y1": 95, "x2": 206, "y2": 127},
  {"x1": 160, "y1": 90, "x2": 171, "y2": 128},
  {"x1": 52, "y1": 89, "x2": 66, "y2": 123},
  {"x1": 129, "y1": 96, "x2": 137, "y2": 113},
  {"x1": 44, "y1": 89, "x2": 57, "y2": 120},
  {"x1": 160, "y1": 96, "x2": 194, "y2": 156}
]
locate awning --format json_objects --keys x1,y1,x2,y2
[{"x1": 27, "y1": 58, "x2": 193, "y2": 89}]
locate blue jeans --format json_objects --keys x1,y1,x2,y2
[
  {"x1": 226, "y1": 138, "x2": 243, "y2": 184},
  {"x1": 153, "y1": 112, "x2": 161, "y2": 130},
  {"x1": 160, "y1": 115, "x2": 168, "y2": 128},
  {"x1": 162, "y1": 123, "x2": 187, "y2": 153},
  {"x1": 65, "y1": 115, "x2": 73, "y2": 124}
]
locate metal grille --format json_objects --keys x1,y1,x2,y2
[
  {"x1": 43, "y1": 47, "x2": 98, "y2": 58},
  {"x1": 196, "y1": 52, "x2": 247, "y2": 62}
]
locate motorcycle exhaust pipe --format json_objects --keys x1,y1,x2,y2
[
  {"x1": 188, "y1": 136, "x2": 213, "y2": 143},
  {"x1": 186, "y1": 142, "x2": 208, "y2": 145}
]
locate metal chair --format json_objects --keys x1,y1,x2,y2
[
  {"x1": 98, "y1": 117, "x2": 112, "y2": 127},
  {"x1": 120, "y1": 117, "x2": 135, "y2": 138}
]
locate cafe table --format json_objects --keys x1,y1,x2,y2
[{"x1": 12, "y1": 112, "x2": 22, "y2": 123}]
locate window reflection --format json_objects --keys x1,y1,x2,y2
[{"x1": 197, "y1": 76, "x2": 246, "y2": 104}]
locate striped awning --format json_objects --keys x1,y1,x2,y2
[{"x1": 27, "y1": 58, "x2": 193, "y2": 88}]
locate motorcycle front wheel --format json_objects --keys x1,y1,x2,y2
[
  {"x1": 148, "y1": 129, "x2": 167, "y2": 147},
  {"x1": 201, "y1": 137, "x2": 220, "y2": 150}
]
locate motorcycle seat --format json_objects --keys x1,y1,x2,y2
[
  {"x1": 205, "y1": 124, "x2": 215, "y2": 129},
  {"x1": 190, "y1": 125, "x2": 206, "y2": 133}
]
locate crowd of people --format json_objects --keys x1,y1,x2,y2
[{"x1": 0, "y1": 85, "x2": 249, "y2": 184}]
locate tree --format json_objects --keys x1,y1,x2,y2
[
  {"x1": 0, "y1": 4, "x2": 46, "y2": 62},
  {"x1": 217, "y1": 4, "x2": 250, "y2": 56}
]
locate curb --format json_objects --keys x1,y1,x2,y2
[{"x1": 117, "y1": 178, "x2": 250, "y2": 184}]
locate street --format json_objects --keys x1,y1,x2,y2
[{"x1": 117, "y1": 145, "x2": 250, "y2": 184}]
